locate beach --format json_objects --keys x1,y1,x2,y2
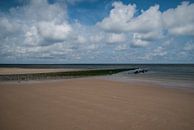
[
  {"x1": 0, "y1": 68, "x2": 83, "y2": 75},
  {"x1": 0, "y1": 78, "x2": 194, "y2": 130}
]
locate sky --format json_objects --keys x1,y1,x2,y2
[{"x1": 0, "y1": 0, "x2": 194, "y2": 64}]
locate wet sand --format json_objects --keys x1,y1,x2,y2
[
  {"x1": 0, "y1": 78, "x2": 194, "y2": 130},
  {"x1": 0, "y1": 68, "x2": 83, "y2": 75}
]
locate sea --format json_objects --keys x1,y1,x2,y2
[
  {"x1": 0, "y1": 64, "x2": 194, "y2": 89},
  {"x1": 106, "y1": 64, "x2": 194, "y2": 89}
]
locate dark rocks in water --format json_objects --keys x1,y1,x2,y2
[{"x1": 133, "y1": 68, "x2": 148, "y2": 74}]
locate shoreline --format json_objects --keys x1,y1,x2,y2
[
  {"x1": 1, "y1": 73, "x2": 194, "y2": 91},
  {"x1": 0, "y1": 68, "x2": 84, "y2": 75},
  {"x1": 0, "y1": 68, "x2": 136, "y2": 81}
]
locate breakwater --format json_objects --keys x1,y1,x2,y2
[{"x1": 0, "y1": 68, "x2": 136, "y2": 81}]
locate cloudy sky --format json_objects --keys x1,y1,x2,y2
[{"x1": 0, "y1": 0, "x2": 194, "y2": 64}]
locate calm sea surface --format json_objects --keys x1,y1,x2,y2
[
  {"x1": 111, "y1": 64, "x2": 194, "y2": 89},
  {"x1": 125, "y1": 64, "x2": 194, "y2": 81}
]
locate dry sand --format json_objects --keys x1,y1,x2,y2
[
  {"x1": 0, "y1": 68, "x2": 83, "y2": 75},
  {"x1": 0, "y1": 78, "x2": 194, "y2": 130}
]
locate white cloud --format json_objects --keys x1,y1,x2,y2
[
  {"x1": 97, "y1": 1, "x2": 136, "y2": 33},
  {"x1": 0, "y1": 17, "x2": 20, "y2": 34},
  {"x1": 0, "y1": 0, "x2": 76, "y2": 60},
  {"x1": 115, "y1": 44, "x2": 128, "y2": 51},
  {"x1": 131, "y1": 34, "x2": 149, "y2": 47},
  {"x1": 63, "y1": 0, "x2": 97, "y2": 4},
  {"x1": 130, "y1": 31, "x2": 163, "y2": 47},
  {"x1": 97, "y1": 2, "x2": 163, "y2": 47},
  {"x1": 30, "y1": 0, "x2": 47, "y2": 5},
  {"x1": 128, "y1": 5, "x2": 162, "y2": 33},
  {"x1": 97, "y1": 2, "x2": 162, "y2": 34},
  {"x1": 89, "y1": 34, "x2": 103, "y2": 43},
  {"x1": 162, "y1": 2, "x2": 194, "y2": 36},
  {"x1": 98, "y1": 1, "x2": 194, "y2": 47},
  {"x1": 153, "y1": 46, "x2": 167, "y2": 56},
  {"x1": 2, "y1": 0, "x2": 73, "y2": 46},
  {"x1": 24, "y1": 26, "x2": 40, "y2": 46},
  {"x1": 143, "y1": 46, "x2": 167, "y2": 60},
  {"x1": 76, "y1": 35, "x2": 87, "y2": 44},
  {"x1": 106, "y1": 33, "x2": 127, "y2": 43},
  {"x1": 14, "y1": 0, "x2": 67, "y2": 22},
  {"x1": 38, "y1": 21, "x2": 72, "y2": 43},
  {"x1": 184, "y1": 42, "x2": 194, "y2": 51}
]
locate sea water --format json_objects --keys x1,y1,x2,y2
[{"x1": 111, "y1": 64, "x2": 194, "y2": 89}]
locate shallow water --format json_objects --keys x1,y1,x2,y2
[
  {"x1": 110, "y1": 64, "x2": 194, "y2": 89},
  {"x1": 124, "y1": 64, "x2": 194, "y2": 80}
]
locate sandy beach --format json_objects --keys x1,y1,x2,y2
[
  {"x1": 0, "y1": 68, "x2": 83, "y2": 75},
  {"x1": 0, "y1": 78, "x2": 194, "y2": 130}
]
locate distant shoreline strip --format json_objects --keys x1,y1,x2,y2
[{"x1": 0, "y1": 68, "x2": 136, "y2": 81}]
